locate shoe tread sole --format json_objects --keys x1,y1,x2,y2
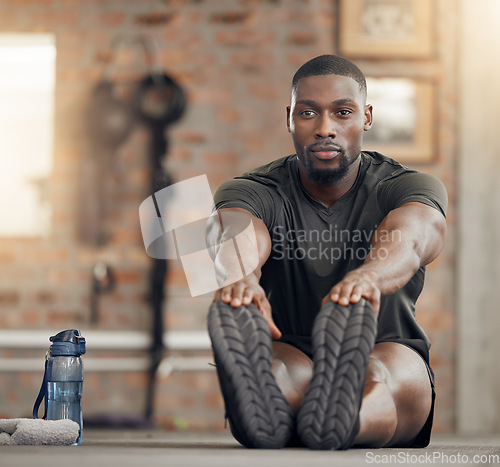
[
  {"x1": 208, "y1": 301, "x2": 293, "y2": 449},
  {"x1": 297, "y1": 300, "x2": 377, "y2": 450}
]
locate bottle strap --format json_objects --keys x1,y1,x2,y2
[{"x1": 33, "y1": 355, "x2": 48, "y2": 420}]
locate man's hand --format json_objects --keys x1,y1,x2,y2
[
  {"x1": 322, "y1": 269, "x2": 381, "y2": 315},
  {"x1": 213, "y1": 274, "x2": 282, "y2": 339}
]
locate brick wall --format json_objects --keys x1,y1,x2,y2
[{"x1": 0, "y1": 0, "x2": 457, "y2": 433}]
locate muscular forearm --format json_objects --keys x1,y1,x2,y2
[
  {"x1": 207, "y1": 208, "x2": 271, "y2": 286},
  {"x1": 212, "y1": 233, "x2": 262, "y2": 286},
  {"x1": 326, "y1": 202, "x2": 446, "y2": 313},
  {"x1": 207, "y1": 207, "x2": 280, "y2": 337},
  {"x1": 357, "y1": 223, "x2": 422, "y2": 296}
]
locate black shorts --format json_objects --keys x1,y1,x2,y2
[{"x1": 276, "y1": 334, "x2": 435, "y2": 448}]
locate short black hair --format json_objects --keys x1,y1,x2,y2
[{"x1": 292, "y1": 54, "x2": 367, "y2": 96}]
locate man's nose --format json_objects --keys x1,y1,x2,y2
[{"x1": 315, "y1": 114, "x2": 336, "y2": 139}]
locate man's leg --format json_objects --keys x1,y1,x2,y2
[
  {"x1": 270, "y1": 305, "x2": 432, "y2": 449},
  {"x1": 208, "y1": 300, "x2": 294, "y2": 448},
  {"x1": 210, "y1": 300, "x2": 432, "y2": 449},
  {"x1": 355, "y1": 342, "x2": 432, "y2": 447}
]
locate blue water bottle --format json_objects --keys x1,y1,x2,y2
[{"x1": 33, "y1": 330, "x2": 86, "y2": 445}]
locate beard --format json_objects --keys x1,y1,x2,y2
[{"x1": 303, "y1": 152, "x2": 350, "y2": 185}]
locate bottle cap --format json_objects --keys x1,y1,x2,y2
[{"x1": 49, "y1": 330, "x2": 86, "y2": 356}]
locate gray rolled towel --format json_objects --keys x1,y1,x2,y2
[{"x1": 0, "y1": 418, "x2": 79, "y2": 445}]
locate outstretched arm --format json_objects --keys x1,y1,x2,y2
[
  {"x1": 206, "y1": 207, "x2": 281, "y2": 337},
  {"x1": 323, "y1": 202, "x2": 447, "y2": 314}
]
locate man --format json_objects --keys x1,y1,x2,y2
[{"x1": 206, "y1": 55, "x2": 447, "y2": 450}]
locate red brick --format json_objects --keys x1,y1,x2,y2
[
  {"x1": 417, "y1": 311, "x2": 453, "y2": 331},
  {"x1": 186, "y1": 87, "x2": 227, "y2": 105},
  {"x1": 0, "y1": 10, "x2": 17, "y2": 28},
  {"x1": 162, "y1": 29, "x2": 200, "y2": 45},
  {"x1": 0, "y1": 252, "x2": 16, "y2": 266},
  {"x1": 0, "y1": 291, "x2": 20, "y2": 305},
  {"x1": 286, "y1": 30, "x2": 318, "y2": 46},
  {"x1": 248, "y1": 81, "x2": 277, "y2": 101},
  {"x1": 168, "y1": 147, "x2": 193, "y2": 163},
  {"x1": 21, "y1": 309, "x2": 44, "y2": 327},
  {"x1": 214, "y1": 30, "x2": 276, "y2": 47},
  {"x1": 123, "y1": 372, "x2": 148, "y2": 387},
  {"x1": 202, "y1": 151, "x2": 239, "y2": 166},
  {"x1": 135, "y1": 12, "x2": 177, "y2": 26},
  {"x1": 46, "y1": 309, "x2": 86, "y2": 326},
  {"x1": 163, "y1": 393, "x2": 198, "y2": 409},
  {"x1": 5, "y1": 0, "x2": 53, "y2": 6},
  {"x1": 312, "y1": 10, "x2": 336, "y2": 27},
  {"x1": 32, "y1": 11, "x2": 79, "y2": 27},
  {"x1": 110, "y1": 230, "x2": 143, "y2": 245},
  {"x1": 204, "y1": 391, "x2": 224, "y2": 409},
  {"x1": 19, "y1": 372, "x2": 37, "y2": 388},
  {"x1": 33, "y1": 291, "x2": 57, "y2": 304},
  {"x1": 161, "y1": 0, "x2": 189, "y2": 6},
  {"x1": 217, "y1": 106, "x2": 241, "y2": 124},
  {"x1": 175, "y1": 129, "x2": 207, "y2": 144},
  {"x1": 29, "y1": 248, "x2": 69, "y2": 264},
  {"x1": 229, "y1": 52, "x2": 274, "y2": 73},
  {"x1": 7, "y1": 390, "x2": 19, "y2": 404},
  {"x1": 166, "y1": 265, "x2": 188, "y2": 288},
  {"x1": 210, "y1": 11, "x2": 254, "y2": 24}
]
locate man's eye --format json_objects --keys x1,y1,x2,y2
[
  {"x1": 338, "y1": 109, "x2": 352, "y2": 116},
  {"x1": 300, "y1": 110, "x2": 315, "y2": 117}
]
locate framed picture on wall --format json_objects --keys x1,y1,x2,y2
[
  {"x1": 363, "y1": 78, "x2": 436, "y2": 164},
  {"x1": 339, "y1": 0, "x2": 434, "y2": 58}
]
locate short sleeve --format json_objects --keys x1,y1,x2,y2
[
  {"x1": 377, "y1": 172, "x2": 448, "y2": 218},
  {"x1": 213, "y1": 178, "x2": 280, "y2": 228}
]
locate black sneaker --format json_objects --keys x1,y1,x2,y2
[
  {"x1": 208, "y1": 300, "x2": 294, "y2": 449},
  {"x1": 296, "y1": 299, "x2": 377, "y2": 450}
]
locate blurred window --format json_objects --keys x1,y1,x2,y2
[{"x1": 0, "y1": 34, "x2": 55, "y2": 236}]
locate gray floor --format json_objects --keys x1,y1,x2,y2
[{"x1": 1, "y1": 430, "x2": 499, "y2": 467}]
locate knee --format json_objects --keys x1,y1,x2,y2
[
  {"x1": 357, "y1": 381, "x2": 398, "y2": 448},
  {"x1": 370, "y1": 387, "x2": 398, "y2": 447},
  {"x1": 365, "y1": 343, "x2": 433, "y2": 446}
]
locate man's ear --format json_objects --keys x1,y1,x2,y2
[
  {"x1": 364, "y1": 104, "x2": 373, "y2": 131},
  {"x1": 286, "y1": 106, "x2": 291, "y2": 133}
]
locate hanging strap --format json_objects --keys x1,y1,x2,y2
[
  {"x1": 33, "y1": 354, "x2": 48, "y2": 420},
  {"x1": 103, "y1": 34, "x2": 156, "y2": 83}
]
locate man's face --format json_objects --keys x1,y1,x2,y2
[{"x1": 287, "y1": 74, "x2": 372, "y2": 185}]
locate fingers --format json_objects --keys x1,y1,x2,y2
[
  {"x1": 325, "y1": 276, "x2": 381, "y2": 315},
  {"x1": 216, "y1": 280, "x2": 282, "y2": 339},
  {"x1": 219, "y1": 282, "x2": 253, "y2": 308}
]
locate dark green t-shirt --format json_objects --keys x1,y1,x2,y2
[{"x1": 214, "y1": 152, "x2": 447, "y2": 356}]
